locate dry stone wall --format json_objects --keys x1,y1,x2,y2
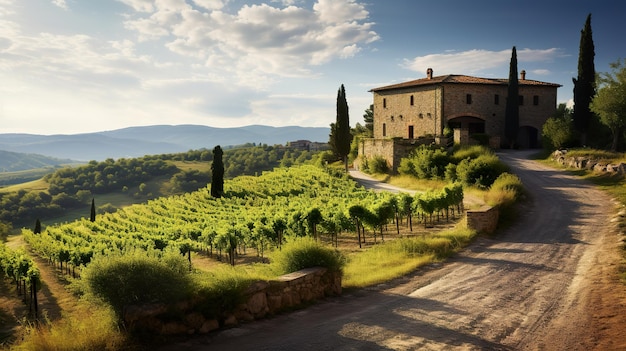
[
  {"x1": 124, "y1": 267, "x2": 341, "y2": 336},
  {"x1": 552, "y1": 150, "x2": 626, "y2": 174}
]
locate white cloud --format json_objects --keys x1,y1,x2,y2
[
  {"x1": 52, "y1": 0, "x2": 68, "y2": 10},
  {"x1": 192, "y1": 0, "x2": 224, "y2": 10},
  {"x1": 531, "y1": 69, "x2": 551, "y2": 76},
  {"x1": 120, "y1": 0, "x2": 378, "y2": 85},
  {"x1": 313, "y1": 0, "x2": 368, "y2": 24},
  {"x1": 116, "y1": 0, "x2": 155, "y2": 12},
  {"x1": 0, "y1": 0, "x2": 378, "y2": 134},
  {"x1": 402, "y1": 48, "x2": 563, "y2": 76},
  {"x1": 271, "y1": 0, "x2": 300, "y2": 6}
]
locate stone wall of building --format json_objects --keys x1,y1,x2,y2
[
  {"x1": 357, "y1": 137, "x2": 434, "y2": 174},
  {"x1": 373, "y1": 85, "x2": 440, "y2": 140},
  {"x1": 443, "y1": 84, "x2": 507, "y2": 138},
  {"x1": 371, "y1": 81, "x2": 557, "y2": 147},
  {"x1": 123, "y1": 267, "x2": 342, "y2": 336}
]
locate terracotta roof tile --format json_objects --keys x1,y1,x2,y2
[{"x1": 370, "y1": 74, "x2": 561, "y2": 92}]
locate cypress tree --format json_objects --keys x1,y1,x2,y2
[
  {"x1": 572, "y1": 13, "x2": 596, "y2": 146},
  {"x1": 505, "y1": 46, "x2": 520, "y2": 148},
  {"x1": 334, "y1": 84, "x2": 352, "y2": 172},
  {"x1": 211, "y1": 145, "x2": 224, "y2": 198},
  {"x1": 90, "y1": 198, "x2": 96, "y2": 222},
  {"x1": 34, "y1": 218, "x2": 41, "y2": 234}
]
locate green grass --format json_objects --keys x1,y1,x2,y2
[
  {"x1": 343, "y1": 227, "x2": 477, "y2": 288},
  {"x1": 12, "y1": 306, "x2": 127, "y2": 351},
  {"x1": 387, "y1": 174, "x2": 446, "y2": 192},
  {"x1": 0, "y1": 178, "x2": 49, "y2": 193},
  {"x1": 171, "y1": 160, "x2": 211, "y2": 172}
]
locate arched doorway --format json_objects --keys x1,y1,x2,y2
[{"x1": 517, "y1": 126, "x2": 539, "y2": 148}]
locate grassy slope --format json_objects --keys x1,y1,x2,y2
[{"x1": 4, "y1": 161, "x2": 211, "y2": 228}]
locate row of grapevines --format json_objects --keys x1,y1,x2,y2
[
  {"x1": 0, "y1": 243, "x2": 40, "y2": 316},
  {"x1": 22, "y1": 165, "x2": 464, "y2": 270}
]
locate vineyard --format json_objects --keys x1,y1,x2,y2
[
  {"x1": 22, "y1": 165, "x2": 465, "y2": 275},
  {"x1": 0, "y1": 244, "x2": 40, "y2": 318},
  {"x1": 0, "y1": 163, "x2": 474, "y2": 348}
]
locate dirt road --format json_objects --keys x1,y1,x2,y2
[{"x1": 162, "y1": 151, "x2": 626, "y2": 350}]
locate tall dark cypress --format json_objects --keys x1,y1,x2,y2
[
  {"x1": 210, "y1": 145, "x2": 224, "y2": 198},
  {"x1": 572, "y1": 13, "x2": 595, "y2": 145},
  {"x1": 335, "y1": 84, "x2": 352, "y2": 172},
  {"x1": 90, "y1": 198, "x2": 96, "y2": 222},
  {"x1": 505, "y1": 46, "x2": 519, "y2": 148},
  {"x1": 34, "y1": 218, "x2": 41, "y2": 234}
]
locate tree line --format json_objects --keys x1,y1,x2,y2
[
  {"x1": 0, "y1": 145, "x2": 319, "y2": 228},
  {"x1": 543, "y1": 14, "x2": 626, "y2": 152}
]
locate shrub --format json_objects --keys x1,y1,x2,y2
[
  {"x1": 399, "y1": 145, "x2": 450, "y2": 179},
  {"x1": 542, "y1": 116, "x2": 574, "y2": 150},
  {"x1": 444, "y1": 163, "x2": 457, "y2": 182},
  {"x1": 270, "y1": 237, "x2": 345, "y2": 274},
  {"x1": 368, "y1": 156, "x2": 389, "y2": 174},
  {"x1": 80, "y1": 249, "x2": 193, "y2": 318},
  {"x1": 456, "y1": 154, "x2": 508, "y2": 188},
  {"x1": 450, "y1": 145, "x2": 494, "y2": 163},
  {"x1": 485, "y1": 172, "x2": 525, "y2": 208},
  {"x1": 398, "y1": 157, "x2": 416, "y2": 177},
  {"x1": 192, "y1": 267, "x2": 259, "y2": 318}
]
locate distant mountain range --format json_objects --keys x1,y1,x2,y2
[{"x1": 0, "y1": 125, "x2": 330, "y2": 161}]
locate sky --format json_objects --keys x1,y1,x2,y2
[{"x1": 1, "y1": 0, "x2": 625, "y2": 135}]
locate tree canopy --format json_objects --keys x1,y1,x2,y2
[
  {"x1": 590, "y1": 59, "x2": 626, "y2": 151},
  {"x1": 542, "y1": 103, "x2": 574, "y2": 150},
  {"x1": 363, "y1": 104, "x2": 373, "y2": 134}
]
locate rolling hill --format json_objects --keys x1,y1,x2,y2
[
  {"x1": 0, "y1": 125, "x2": 330, "y2": 161},
  {"x1": 0, "y1": 150, "x2": 75, "y2": 172}
]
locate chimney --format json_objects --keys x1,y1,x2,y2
[
  {"x1": 520, "y1": 70, "x2": 526, "y2": 80},
  {"x1": 426, "y1": 68, "x2": 433, "y2": 79}
]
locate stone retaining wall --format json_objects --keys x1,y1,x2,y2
[
  {"x1": 466, "y1": 205, "x2": 499, "y2": 234},
  {"x1": 124, "y1": 267, "x2": 342, "y2": 335}
]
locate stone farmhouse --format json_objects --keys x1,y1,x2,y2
[{"x1": 358, "y1": 68, "x2": 561, "y2": 173}]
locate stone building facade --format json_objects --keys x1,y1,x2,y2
[{"x1": 358, "y1": 68, "x2": 561, "y2": 173}]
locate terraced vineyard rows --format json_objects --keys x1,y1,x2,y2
[{"x1": 22, "y1": 165, "x2": 463, "y2": 272}]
